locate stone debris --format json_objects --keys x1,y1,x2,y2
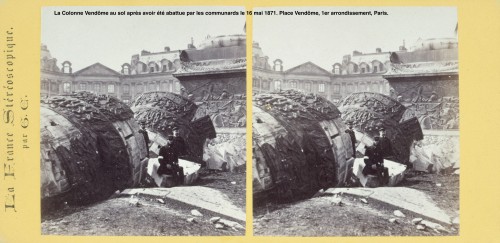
[
  {"x1": 410, "y1": 136, "x2": 459, "y2": 173},
  {"x1": 389, "y1": 218, "x2": 398, "y2": 224},
  {"x1": 156, "y1": 199, "x2": 165, "y2": 204},
  {"x1": 205, "y1": 138, "x2": 246, "y2": 172},
  {"x1": 330, "y1": 195, "x2": 343, "y2": 206},
  {"x1": 191, "y1": 209, "x2": 203, "y2": 217},
  {"x1": 218, "y1": 218, "x2": 245, "y2": 231},
  {"x1": 417, "y1": 224, "x2": 426, "y2": 230},
  {"x1": 231, "y1": 181, "x2": 237, "y2": 185},
  {"x1": 187, "y1": 218, "x2": 197, "y2": 223},
  {"x1": 393, "y1": 210, "x2": 405, "y2": 218},
  {"x1": 215, "y1": 223, "x2": 225, "y2": 229},
  {"x1": 412, "y1": 218, "x2": 423, "y2": 225},
  {"x1": 420, "y1": 220, "x2": 448, "y2": 233},
  {"x1": 129, "y1": 197, "x2": 140, "y2": 206},
  {"x1": 436, "y1": 183, "x2": 442, "y2": 187},
  {"x1": 210, "y1": 217, "x2": 221, "y2": 223},
  {"x1": 361, "y1": 198, "x2": 368, "y2": 204}
]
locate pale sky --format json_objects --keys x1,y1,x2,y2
[
  {"x1": 254, "y1": 7, "x2": 457, "y2": 71},
  {"x1": 41, "y1": 6, "x2": 245, "y2": 72}
]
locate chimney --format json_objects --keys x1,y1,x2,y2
[
  {"x1": 164, "y1": 46, "x2": 171, "y2": 52},
  {"x1": 376, "y1": 48, "x2": 382, "y2": 53}
]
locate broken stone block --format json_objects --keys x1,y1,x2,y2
[
  {"x1": 417, "y1": 225, "x2": 426, "y2": 230},
  {"x1": 352, "y1": 158, "x2": 407, "y2": 187},
  {"x1": 330, "y1": 196, "x2": 343, "y2": 206},
  {"x1": 215, "y1": 223, "x2": 225, "y2": 229},
  {"x1": 412, "y1": 218, "x2": 423, "y2": 225},
  {"x1": 420, "y1": 220, "x2": 448, "y2": 232},
  {"x1": 210, "y1": 217, "x2": 221, "y2": 224},
  {"x1": 389, "y1": 218, "x2": 398, "y2": 224},
  {"x1": 157, "y1": 199, "x2": 165, "y2": 204},
  {"x1": 191, "y1": 209, "x2": 203, "y2": 217},
  {"x1": 394, "y1": 210, "x2": 406, "y2": 218},
  {"x1": 361, "y1": 198, "x2": 368, "y2": 204},
  {"x1": 218, "y1": 218, "x2": 245, "y2": 231},
  {"x1": 129, "y1": 197, "x2": 139, "y2": 206},
  {"x1": 187, "y1": 218, "x2": 197, "y2": 223}
]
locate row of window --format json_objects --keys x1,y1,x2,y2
[
  {"x1": 253, "y1": 78, "x2": 388, "y2": 94},
  {"x1": 41, "y1": 80, "x2": 181, "y2": 95},
  {"x1": 122, "y1": 62, "x2": 176, "y2": 75},
  {"x1": 333, "y1": 62, "x2": 386, "y2": 75}
]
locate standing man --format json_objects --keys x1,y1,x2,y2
[
  {"x1": 377, "y1": 127, "x2": 394, "y2": 160},
  {"x1": 157, "y1": 136, "x2": 177, "y2": 176},
  {"x1": 172, "y1": 128, "x2": 188, "y2": 157},
  {"x1": 138, "y1": 121, "x2": 150, "y2": 158},
  {"x1": 345, "y1": 121, "x2": 357, "y2": 158}
]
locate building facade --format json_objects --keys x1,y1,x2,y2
[
  {"x1": 252, "y1": 42, "x2": 391, "y2": 103},
  {"x1": 41, "y1": 44, "x2": 185, "y2": 104}
]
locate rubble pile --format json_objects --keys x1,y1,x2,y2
[
  {"x1": 204, "y1": 134, "x2": 246, "y2": 171},
  {"x1": 41, "y1": 92, "x2": 148, "y2": 207},
  {"x1": 410, "y1": 135, "x2": 460, "y2": 173},
  {"x1": 253, "y1": 90, "x2": 354, "y2": 202}
]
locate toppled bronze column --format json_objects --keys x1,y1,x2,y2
[
  {"x1": 337, "y1": 92, "x2": 424, "y2": 164},
  {"x1": 130, "y1": 91, "x2": 216, "y2": 162},
  {"x1": 41, "y1": 92, "x2": 149, "y2": 207},
  {"x1": 253, "y1": 90, "x2": 354, "y2": 202}
]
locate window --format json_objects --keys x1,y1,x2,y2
[
  {"x1": 123, "y1": 66, "x2": 129, "y2": 75},
  {"x1": 150, "y1": 67, "x2": 155, "y2": 73},
  {"x1": 161, "y1": 82, "x2": 168, "y2": 91},
  {"x1": 274, "y1": 80, "x2": 281, "y2": 90},
  {"x1": 174, "y1": 81, "x2": 180, "y2": 93},
  {"x1": 123, "y1": 85, "x2": 130, "y2": 93},
  {"x1": 51, "y1": 82, "x2": 58, "y2": 92},
  {"x1": 361, "y1": 68, "x2": 365, "y2": 74},
  {"x1": 107, "y1": 84, "x2": 115, "y2": 93},
  {"x1": 142, "y1": 64, "x2": 147, "y2": 72},
  {"x1": 95, "y1": 83, "x2": 100, "y2": 93},
  {"x1": 319, "y1": 83, "x2": 325, "y2": 92},
  {"x1": 305, "y1": 82, "x2": 311, "y2": 92},
  {"x1": 162, "y1": 65, "x2": 167, "y2": 72},
  {"x1": 137, "y1": 84, "x2": 143, "y2": 93},
  {"x1": 360, "y1": 83, "x2": 366, "y2": 91},
  {"x1": 262, "y1": 81, "x2": 270, "y2": 90},
  {"x1": 63, "y1": 83, "x2": 71, "y2": 93},
  {"x1": 63, "y1": 63, "x2": 71, "y2": 73},
  {"x1": 374, "y1": 66, "x2": 378, "y2": 73},
  {"x1": 290, "y1": 81, "x2": 297, "y2": 89},
  {"x1": 334, "y1": 66, "x2": 340, "y2": 74},
  {"x1": 253, "y1": 79, "x2": 259, "y2": 88},
  {"x1": 80, "y1": 83, "x2": 86, "y2": 91},
  {"x1": 333, "y1": 84, "x2": 340, "y2": 93}
]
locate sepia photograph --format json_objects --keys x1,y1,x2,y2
[
  {"x1": 40, "y1": 6, "x2": 246, "y2": 236},
  {"x1": 252, "y1": 7, "x2": 459, "y2": 236}
]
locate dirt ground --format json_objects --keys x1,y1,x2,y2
[
  {"x1": 254, "y1": 172, "x2": 459, "y2": 236},
  {"x1": 192, "y1": 169, "x2": 246, "y2": 210},
  {"x1": 41, "y1": 170, "x2": 246, "y2": 236}
]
